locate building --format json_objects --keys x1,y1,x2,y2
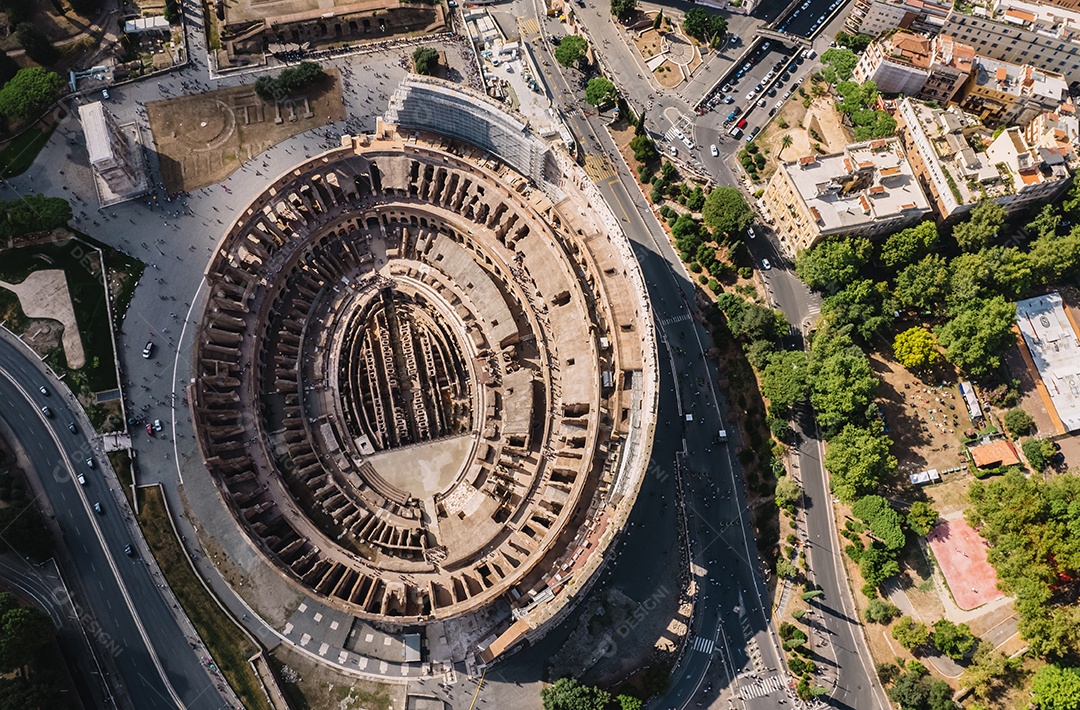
[
  {"x1": 852, "y1": 31, "x2": 974, "y2": 101},
  {"x1": 1016, "y1": 292, "x2": 1080, "y2": 433},
  {"x1": 1025, "y1": 106, "x2": 1080, "y2": 160},
  {"x1": 896, "y1": 97, "x2": 1071, "y2": 220},
  {"x1": 969, "y1": 440, "x2": 1022, "y2": 467},
  {"x1": 938, "y1": 0, "x2": 1080, "y2": 85},
  {"x1": 845, "y1": 0, "x2": 954, "y2": 36},
  {"x1": 762, "y1": 137, "x2": 933, "y2": 253},
  {"x1": 853, "y1": 31, "x2": 934, "y2": 95},
  {"x1": 921, "y1": 34, "x2": 977, "y2": 103},
  {"x1": 953, "y1": 55, "x2": 1067, "y2": 127},
  {"x1": 77, "y1": 101, "x2": 148, "y2": 206}
]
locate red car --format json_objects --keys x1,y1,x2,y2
[
  {"x1": 737, "y1": 119, "x2": 748, "y2": 129},
  {"x1": 146, "y1": 423, "x2": 154, "y2": 436}
]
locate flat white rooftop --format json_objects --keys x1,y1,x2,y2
[{"x1": 1016, "y1": 292, "x2": 1080, "y2": 433}]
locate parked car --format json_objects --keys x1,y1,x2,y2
[
  {"x1": 153, "y1": 419, "x2": 163, "y2": 432},
  {"x1": 736, "y1": 118, "x2": 748, "y2": 129},
  {"x1": 146, "y1": 422, "x2": 154, "y2": 436},
  {"x1": 142, "y1": 341, "x2": 153, "y2": 358},
  {"x1": 724, "y1": 96, "x2": 735, "y2": 104},
  {"x1": 710, "y1": 144, "x2": 719, "y2": 157}
]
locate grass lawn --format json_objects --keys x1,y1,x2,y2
[
  {"x1": 107, "y1": 450, "x2": 134, "y2": 507},
  {"x1": 136, "y1": 486, "x2": 270, "y2": 710},
  {"x1": 0, "y1": 125, "x2": 54, "y2": 178}
]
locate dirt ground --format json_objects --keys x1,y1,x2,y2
[
  {"x1": 147, "y1": 70, "x2": 344, "y2": 192},
  {"x1": 758, "y1": 88, "x2": 851, "y2": 182},
  {"x1": 633, "y1": 27, "x2": 663, "y2": 60},
  {"x1": 270, "y1": 643, "x2": 403, "y2": 710},
  {"x1": 654, "y1": 60, "x2": 682, "y2": 88}
]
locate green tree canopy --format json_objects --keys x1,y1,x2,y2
[
  {"x1": 775, "y1": 475, "x2": 802, "y2": 509},
  {"x1": 0, "y1": 67, "x2": 63, "y2": 121},
  {"x1": 935, "y1": 295, "x2": 1016, "y2": 375},
  {"x1": 820, "y1": 48, "x2": 859, "y2": 83},
  {"x1": 893, "y1": 326, "x2": 939, "y2": 371},
  {"x1": 851, "y1": 495, "x2": 905, "y2": 550},
  {"x1": 14, "y1": 23, "x2": 58, "y2": 66},
  {"x1": 952, "y1": 198, "x2": 1007, "y2": 252},
  {"x1": 906, "y1": 501, "x2": 938, "y2": 537},
  {"x1": 824, "y1": 423, "x2": 896, "y2": 502},
  {"x1": 682, "y1": 7, "x2": 727, "y2": 42},
  {"x1": 760, "y1": 349, "x2": 809, "y2": 411},
  {"x1": 1028, "y1": 203, "x2": 1062, "y2": 241},
  {"x1": 610, "y1": 0, "x2": 636, "y2": 22},
  {"x1": 701, "y1": 186, "x2": 752, "y2": 237},
  {"x1": 834, "y1": 31, "x2": 874, "y2": 52},
  {"x1": 892, "y1": 616, "x2": 931, "y2": 652},
  {"x1": 0, "y1": 600, "x2": 52, "y2": 672},
  {"x1": 715, "y1": 293, "x2": 786, "y2": 343},
  {"x1": 254, "y1": 61, "x2": 325, "y2": 99},
  {"x1": 1023, "y1": 438, "x2": 1057, "y2": 472},
  {"x1": 1003, "y1": 408, "x2": 1035, "y2": 437},
  {"x1": 541, "y1": 677, "x2": 611, "y2": 710},
  {"x1": 931, "y1": 620, "x2": 976, "y2": 660},
  {"x1": 1032, "y1": 664, "x2": 1080, "y2": 710},
  {"x1": 865, "y1": 598, "x2": 900, "y2": 623},
  {"x1": 860, "y1": 541, "x2": 901, "y2": 587},
  {"x1": 555, "y1": 35, "x2": 588, "y2": 68},
  {"x1": 959, "y1": 644, "x2": 1020, "y2": 702},
  {"x1": 795, "y1": 236, "x2": 872, "y2": 294},
  {"x1": 808, "y1": 325, "x2": 878, "y2": 435},
  {"x1": 585, "y1": 77, "x2": 617, "y2": 106},
  {"x1": 412, "y1": 47, "x2": 440, "y2": 75},
  {"x1": 880, "y1": 221, "x2": 938, "y2": 270},
  {"x1": 895, "y1": 254, "x2": 950, "y2": 313},
  {"x1": 820, "y1": 278, "x2": 894, "y2": 341}
]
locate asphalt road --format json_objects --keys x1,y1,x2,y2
[{"x1": 0, "y1": 334, "x2": 226, "y2": 710}]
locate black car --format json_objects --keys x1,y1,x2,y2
[
  {"x1": 67, "y1": 422, "x2": 77, "y2": 434},
  {"x1": 124, "y1": 544, "x2": 134, "y2": 557}
]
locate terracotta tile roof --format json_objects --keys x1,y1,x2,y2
[
  {"x1": 970, "y1": 440, "x2": 1021, "y2": 468},
  {"x1": 1005, "y1": 8, "x2": 1035, "y2": 23}
]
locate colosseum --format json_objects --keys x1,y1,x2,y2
[{"x1": 191, "y1": 77, "x2": 657, "y2": 661}]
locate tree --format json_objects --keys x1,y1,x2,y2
[
  {"x1": 617, "y1": 695, "x2": 643, "y2": 710},
  {"x1": 776, "y1": 557, "x2": 798, "y2": 579},
  {"x1": 14, "y1": 23, "x2": 58, "y2": 66},
  {"x1": 555, "y1": 35, "x2": 588, "y2": 68},
  {"x1": 892, "y1": 616, "x2": 931, "y2": 652},
  {"x1": 960, "y1": 644, "x2": 1019, "y2": 701},
  {"x1": 906, "y1": 501, "x2": 938, "y2": 537},
  {"x1": 895, "y1": 254, "x2": 950, "y2": 312},
  {"x1": 859, "y1": 542, "x2": 900, "y2": 587},
  {"x1": 652, "y1": 10, "x2": 663, "y2": 29},
  {"x1": 1023, "y1": 438, "x2": 1057, "y2": 472},
  {"x1": 880, "y1": 221, "x2": 938, "y2": 270},
  {"x1": 823, "y1": 424, "x2": 896, "y2": 502},
  {"x1": 820, "y1": 48, "x2": 859, "y2": 83},
  {"x1": 610, "y1": 0, "x2": 636, "y2": 22},
  {"x1": 835, "y1": 31, "x2": 874, "y2": 52},
  {"x1": 865, "y1": 598, "x2": 900, "y2": 623},
  {"x1": 780, "y1": 134, "x2": 793, "y2": 156},
  {"x1": 0, "y1": 67, "x2": 63, "y2": 122},
  {"x1": 952, "y1": 198, "x2": 1007, "y2": 252},
  {"x1": 412, "y1": 46, "x2": 440, "y2": 75},
  {"x1": 1003, "y1": 408, "x2": 1035, "y2": 437},
  {"x1": 1032, "y1": 664, "x2": 1080, "y2": 710},
  {"x1": 163, "y1": 0, "x2": 180, "y2": 22},
  {"x1": 701, "y1": 187, "x2": 753, "y2": 237},
  {"x1": 893, "y1": 327, "x2": 939, "y2": 371},
  {"x1": 760, "y1": 350, "x2": 809, "y2": 411},
  {"x1": 807, "y1": 326, "x2": 879, "y2": 435},
  {"x1": 795, "y1": 236, "x2": 872, "y2": 294},
  {"x1": 0, "y1": 602, "x2": 52, "y2": 672},
  {"x1": 254, "y1": 61, "x2": 325, "y2": 99},
  {"x1": 0, "y1": 49, "x2": 18, "y2": 86},
  {"x1": 715, "y1": 293, "x2": 786, "y2": 343},
  {"x1": 820, "y1": 279, "x2": 894, "y2": 341},
  {"x1": 2, "y1": 194, "x2": 72, "y2": 236},
  {"x1": 851, "y1": 495, "x2": 906, "y2": 550},
  {"x1": 541, "y1": 677, "x2": 611, "y2": 710},
  {"x1": 682, "y1": 7, "x2": 727, "y2": 42},
  {"x1": 931, "y1": 620, "x2": 976, "y2": 660},
  {"x1": 774, "y1": 475, "x2": 802, "y2": 509},
  {"x1": 935, "y1": 295, "x2": 1016, "y2": 375},
  {"x1": 1028, "y1": 203, "x2": 1062, "y2": 241},
  {"x1": 585, "y1": 77, "x2": 616, "y2": 106},
  {"x1": 629, "y1": 134, "x2": 658, "y2": 165}
]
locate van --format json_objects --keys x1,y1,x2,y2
[
  {"x1": 729, "y1": 126, "x2": 743, "y2": 139},
  {"x1": 804, "y1": 48, "x2": 817, "y2": 59}
]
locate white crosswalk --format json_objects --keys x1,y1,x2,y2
[
  {"x1": 692, "y1": 636, "x2": 715, "y2": 654},
  {"x1": 740, "y1": 674, "x2": 787, "y2": 700},
  {"x1": 658, "y1": 313, "x2": 692, "y2": 327}
]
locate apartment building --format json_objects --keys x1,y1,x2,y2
[
  {"x1": 845, "y1": 0, "x2": 953, "y2": 36},
  {"x1": 762, "y1": 138, "x2": 933, "y2": 253},
  {"x1": 1025, "y1": 106, "x2": 1080, "y2": 159},
  {"x1": 896, "y1": 96, "x2": 1071, "y2": 220},
  {"x1": 852, "y1": 31, "x2": 975, "y2": 101},
  {"x1": 954, "y1": 55, "x2": 1067, "y2": 126}
]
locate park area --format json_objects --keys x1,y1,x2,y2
[
  {"x1": 147, "y1": 70, "x2": 344, "y2": 192},
  {"x1": 751, "y1": 84, "x2": 850, "y2": 184}
]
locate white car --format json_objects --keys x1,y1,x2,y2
[
  {"x1": 77, "y1": 473, "x2": 87, "y2": 485},
  {"x1": 761, "y1": 258, "x2": 772, "y2": 270},
  {"x1": 142, "y1": 341, "x2": 153, "y2": 358},
  {"x1": 745, "y1": 91, "x2": 755, "y2": 102},
  {"x1": 710, "y1": 144, "x2": 719, "y2": 157},
  {"x1": 682, "y1": 137, "x2": 694, "y2": 149},
  {"x1": 748, "y1": 226, "x2": 756, "y2": 239}
]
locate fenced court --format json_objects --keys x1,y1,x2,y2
[{"x1": 927, "y1": 517, "x2": 1004, "y2": 611}]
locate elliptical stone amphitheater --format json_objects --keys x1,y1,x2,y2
[{"x1": 191, "y1": 77, "x2": 656, "y2": 660}]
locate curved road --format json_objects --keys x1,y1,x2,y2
[{"x1": 0, "y1": 333, "x2": 227, "y2": 709}]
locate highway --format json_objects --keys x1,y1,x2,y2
[{"x1": 0, "y1": 332, "x2": 227, "y2": 709}]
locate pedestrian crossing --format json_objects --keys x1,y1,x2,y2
[
  {"x1": 658, "y1": 313, "x2": 692, "y2": 327},
  {"x1": 518, "y1": 16, "x2": 540, "y2": 36},
  {"x1": 692, "y1": 636, "x2": 715, "y2": 654},
  {"x1": 583, "y1": 153, "x2": 616, "y2": 181},
  {"x1": 740, "y1": 674, "x2": 786, "y2": 700}
]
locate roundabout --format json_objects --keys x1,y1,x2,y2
[{"x1": 190, "y1": 91, "x2": 656, "y2": 658}]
